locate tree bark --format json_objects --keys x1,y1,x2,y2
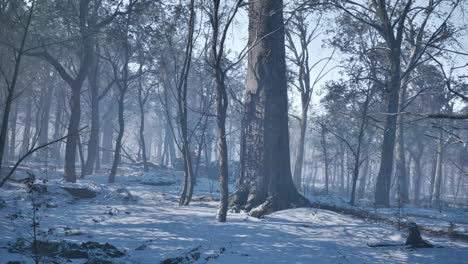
[
  {"x1": 108, "y1": 5, "x2": 133, "y2": 183},
  {"x1": 431, "y1": 130, "x2": 444, "y2": 206},
  {"x1": 21, "y1": 92, "x2": 33, "y2": 157},
  {"x1": 320, "y1": 124, "x2": 329, "y2": 194},
  {"x1": 138, "y1": 77, "x2": 149, "y2": 172},
  {"x1": 52, "y1": 87, "x2": 64, "y2": 164},
  {"x1": 64, "y1": 84, "x2": 82, "y2": 182},
  {"x1": 8, "y1": 103, "x2": 19, "y2": 162},
  {"x1": 292, "y1": 108, "x2": 307, "y2": 190},
  {"x1": 374, "y1": 51, "x2": 400, "y2": 207},
  {"x1": 230, "y1": 0, "x2": 309, "y2": 217},
  {"x1": 83, "y1": 55, "x2": 100, "y2": 176}
]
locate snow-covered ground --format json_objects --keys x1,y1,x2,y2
[
  {"x1": 1, "y1": 167, "x2": 468, "y2": 263},
  {"x1": 308, "y1": 192, "x2": 468, "y2": 237}
]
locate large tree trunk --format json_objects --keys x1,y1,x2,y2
[
  {"x1": 230, "y1": 0, "x2": 309, "y2": 217},
  {"x1": 374, "y1": 49, "x2": 401, "y2": 207}
]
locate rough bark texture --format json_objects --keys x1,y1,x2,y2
[
  {"x1": 374, "y1": 51, "x2": 400, "y2": 207},
  {"x1": 230, "y1": 0, "x2": 309, "y2": 217}
]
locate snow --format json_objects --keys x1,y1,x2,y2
[
  {"x1": 308, "y1": 192, "x2": 468, "y2": 237},
  {"x1": 1, "y1": 166, "x2": 468, "y2": 263}
]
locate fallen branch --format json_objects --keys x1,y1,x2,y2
[{"x1": 0, "y1": 127, "x2": 86, "y2": 188}]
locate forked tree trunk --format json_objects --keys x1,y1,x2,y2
[{"x1": 230, "y1": 0, "x2": 309, "y2": 217}]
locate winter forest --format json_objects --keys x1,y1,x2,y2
[{"x1": 0, "y1": 0, "x2": 468, "y2": 263}]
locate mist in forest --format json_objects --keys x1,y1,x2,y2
[{"x1": 1, "y1": 0, "x2": 467, "y2": 263}]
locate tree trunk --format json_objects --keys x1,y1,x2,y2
[
  {"x1": 357, "y1": 156, "x2": 370, "y2": 199},
  {"x1": 83, "y1": 57, "x2": 100, "y2": 176},
  {"x1": 411, "y1": 144, "x2": 424, "y2": 204},
  {"x1": 52, "y1": 88, "x2": 63, "y2": 164},
  {"x1": 8, "y1": 103, "x2": 19, "y2": 162},
  {"x1": 374, "y1": 49, "x2": 401, "y2": 207},
  {"x1": 320, "y1": 125, "x2": 329, "y2": 194},
  {"x1": 21, "y1": 93, "x2": 33, "y2": 157},
  {"x1": 230, "y1": 0, "x2": 309, "y2": 217},
  {"x1": 138, "y1": 78, "x2": 148, "y2": 172},
  {"x1": 108, "y1": 6, "x2": 132, "y2": 183},
  {"x1": 108, "y1": 89, "x2": 125, "y2": 183},
  {"x1": 395, "y1": 86, "x2": 409, "y2": 204},
  {"x1": 431, "y1": 131, "x2": 444, "y2": 206},
  {"x1": 38, "y1": 82, "x2": 53, "y2": 147},
  {"x1": 292, "y1": 108, "x2": 307, "y2": 190},
  {"x1": 64, "y1": 83, "x2": 81, "y2": 183},
  {"x1": 101, "y1": 104, "x2": 114, "y2": 166}
]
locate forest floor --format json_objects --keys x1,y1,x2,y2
[{"x1": 1, "y1": 165, "x2": 468, "y2": 263}]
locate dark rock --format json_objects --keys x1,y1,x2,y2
[
  {"x1": 34, "y1": 240, "x2": 61, "y2": 257},
  {"x1": 61, "y1": 248, "x2": 88, "y2": 259},
  {"x1": 62, "y1": 187, "x2": 97, "y2": 198},
  {"x1": 6, "y1": 261, "x2": 24, "y2": 264},
  {"x1": 115, "y1": 188, "x2": 137, "y2": 202},
  {"x1": 160, "y1": 246, "x2": 202, "y2": 264},
  {"x1": 8, "y1": 239, "x2": 125, "y2": 260},
  {"x1": 85, "y1": 259, "x2": 113, "y2": 264},
  {"x1": 82, "y1": 241, "x2": 125, "y2": 258}
]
